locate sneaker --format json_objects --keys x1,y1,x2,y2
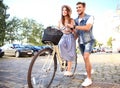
[
  {"x1": 84, "y1": 69, "x2": 94, "y2": 75},
  {"x1": 81, "y1": 78, "x2": 92, "y2": 87},
  {"x1": 64, "y1": 71, "x2": 73, "y2": 76}
]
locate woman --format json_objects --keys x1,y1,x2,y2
[{"x1": 58, "y1": 5, "x2": 76, "y2": 76}]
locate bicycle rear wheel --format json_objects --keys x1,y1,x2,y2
[{"x1": 27, "y1": 48, "x2": 57, "y2": 88}]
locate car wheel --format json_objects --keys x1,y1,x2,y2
[
  {"x1": 0, "y1": 52, "x2": 4, "y2": 58},
  {"x1": 15, "y1": 51, "x2": 20, "y2": 57}
]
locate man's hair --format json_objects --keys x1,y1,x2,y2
[{"x1": 76, "y1": 2, "x2": 86, "y2": 7}]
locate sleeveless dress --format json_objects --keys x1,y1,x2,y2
[{"x1": 58, "y1": 24, "x2": 76, "y2": 61}]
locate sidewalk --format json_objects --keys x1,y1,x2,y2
[
  {"x1": 0, "y1": 53, "x2": 120, "y2": 88},
  {"x1": 50, "y1": 53, "x2": 120, "y2": 88}
]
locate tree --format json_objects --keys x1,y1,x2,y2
[
  {"x1": 93, "y1": 39, "x2": 102, "y2": 47},
  {"x1": 5, "y1": 17, "x2": 44, "y2": 45},
  {"x1": 5, "y1": 17, "x2": 21, "y2": 43},
  {"x1": 28, "y1": 23, "x2": 44, "y2": 45},
  {"x1": 0, "y1": 0, "x2": 9, "y2": 46},
  {"x1": 20, "y1": 18, "x2": 33, "y2": 43},
  {"x1": 107, "y1": 37, "x2": 112, "y2": 48},
  {"x1": 20, "y1": 18, "x2": 44, "y2": 45}
]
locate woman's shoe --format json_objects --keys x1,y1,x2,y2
[{"x1": 64, "y1": 71, "x2": 73, "y2": 76}]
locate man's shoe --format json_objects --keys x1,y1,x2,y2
[
  {"x1": 64, "y1": 71, "x2": 73, "y2": 76},
  {"x1": 81, "y1": 78, "x2": 92, "y2": 87}
]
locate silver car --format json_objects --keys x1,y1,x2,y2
[{"x1": 1, "y1": 44, "x2": 33, "y2": 57}]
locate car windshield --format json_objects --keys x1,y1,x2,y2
[
  {"x1": 19, "y1": 45, "x2": 25, "y2": 48},
  {"x1": 13, "y1": 44, "x2": 25, "y2": 48}
]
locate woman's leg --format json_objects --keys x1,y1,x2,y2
[
  {"x1": 64, "y1": 61, "x2": 73, "y2": 76},
  {"x1": 67, "y1": 61, "x2": 72, "y2": 71}
]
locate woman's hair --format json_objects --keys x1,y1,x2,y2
[{"x1": 61, "y1": 5, "x2": 72, "y2": 26}]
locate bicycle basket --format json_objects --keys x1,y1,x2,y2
[{"x1": 42, "y1": 26, "x2": 63, "y2": 45}]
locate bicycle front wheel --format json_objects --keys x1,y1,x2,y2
[{"x1": 27, "y1": 48, "x2": 57, "y2": 88}]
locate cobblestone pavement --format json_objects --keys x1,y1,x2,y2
[{"x1": 0, "y1": 53, "x2": 120, "y2": 88}]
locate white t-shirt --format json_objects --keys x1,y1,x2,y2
[
  {"x1": 78, "y1": 16, "x2": 94, "y2": 44},
  {"x1": 78, "y1": 16, "x2": 94, "y2": 25}
]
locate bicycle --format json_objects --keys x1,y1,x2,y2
[{"x1": 27, "y1": 41, "x2": 77, "y2": 88}]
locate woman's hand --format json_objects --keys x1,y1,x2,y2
[{"x1": 67, "y1": 24, "x2": 74, "y2": 29}]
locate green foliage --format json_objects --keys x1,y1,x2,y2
[
  {"x1": 5, "y1": 17, "x2": 21, "y2": 43},
  {"x1": 28, "y1": 23, "x2": 44, "y2": 45},
  {"x1": 93, "y1": 39, "x2": 103, "y2": 48},
  {"x1": 1, "y1": 1, "x2": 46, "y2": 46},
  {"x1": 20, "y1": 18, "x2": 33, "y2": 43},
  {"x1": 93, "y1": 39, "x2": 97, "y2": 47},
  {"x1": 0, "y1": 1, "x2": 8, "y2": 46},
  {"x1": 20, "y1": 18, "x2": 44, "y2": 45},
  {"x1": 5, "y1": 17, "x2": 44, "y2": 46},
  {"x1": 107, "y1": 37, "x2": 112, "y2": 48}
]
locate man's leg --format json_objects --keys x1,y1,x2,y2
[
  {"x1": 81, "y1": 52, "x2": 92, "y2": 86},
  {"x1": 81, "y1": 41, "x2": 94, "y2": 86},
  {"x1": 83, "y1": 52, "x2": 92, "y2": 79}
]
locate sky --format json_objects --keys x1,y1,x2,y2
[{"x1": 3, "y1": 0, "x2": 120, "y2": 43}]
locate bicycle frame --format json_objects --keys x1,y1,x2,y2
[{"x1": 52, "y1": 45, "x2": 67, "y2": 71}]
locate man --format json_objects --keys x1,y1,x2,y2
[{"x1": 67, "y1": 1, "x2": 95, "y2": 87}]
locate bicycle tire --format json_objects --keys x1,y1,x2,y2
[{"x1": 27, "y1": 48, "x2": 57, "y2": 88}]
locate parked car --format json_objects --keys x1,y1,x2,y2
[
  {"x1": 1, "y1": 44, "x2": 33, "y2": 57},
  {"x1": 105, "y1": 47, "x2": 112, "y2": 53},
  {"x1": 91, "y1": 48, "x2": 97, "y2": 53},
  {"x1": 36, "y1": 45, "x2": 52, "y2": 56},
  {"x1": 117, "y1": 48, "x2": 120, "y2": 53},
  {"x1": 23, "y1": 45, "x2": 44, "y2": 55},
  {"x1": 0, "y1": 48, "x2": 4, "y2": 57}
]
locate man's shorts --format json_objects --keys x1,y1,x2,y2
[{"x1": 79, "y1": 40, "x2": 95, "y2": 55}]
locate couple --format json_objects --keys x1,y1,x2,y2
[{"x1": 58, "y1": 2, "x2": 95, "y2": 87}]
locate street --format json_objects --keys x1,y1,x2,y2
[{"x1": 0, "y1": 53, "x2": 120, "y2": 88}]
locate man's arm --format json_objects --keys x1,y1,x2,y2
[
  {"x1": 75, "y1": 16, "x2": 94, "y2": 31},
  {"x1": 75, "y1": 23, "x2": 92, "y2": 31},
  {"x1": 68, "y1": 16, "x2": 94, "y2": 31}
]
